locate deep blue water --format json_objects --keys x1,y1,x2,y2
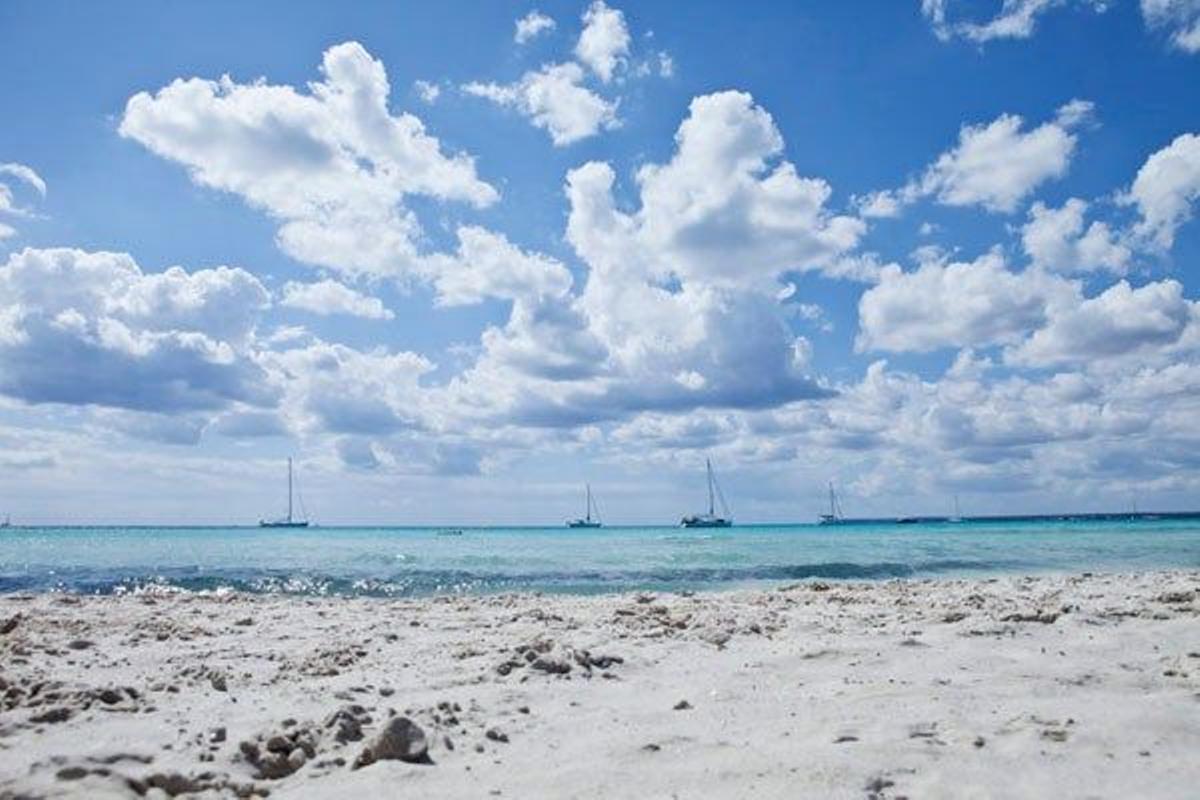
[{"x1": 1, "y1": 518, "x2": 1199, "y2": 597}]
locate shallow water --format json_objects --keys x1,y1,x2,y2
[{"x1": 2, "y1": 518, "x2": 1199, "y2": 596}]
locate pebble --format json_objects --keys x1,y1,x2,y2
[
  {"x1": 673, "y1": 700, "x2": 692, "y2": 711},
  {"x1": 486, "y1": 727, "x2": 509, "y2": 743}
]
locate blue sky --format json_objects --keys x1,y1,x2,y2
[{"x1": 1, "y1": 0, "x2": 1198, "y2": 524}]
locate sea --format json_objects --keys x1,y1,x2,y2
[{"x1": 2, "y1": 516, "x2": 1199, "y2": 597}]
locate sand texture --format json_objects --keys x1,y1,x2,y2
[{"x1": 1, "y1": 571, "x2": 1199, "y2": 799}]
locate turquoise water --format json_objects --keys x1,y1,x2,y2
[{"x1": 1, "y1": 518, "x2": 1199, "y2": 596}]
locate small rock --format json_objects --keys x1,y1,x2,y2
[
  {"x1": 97, "y1": 688, "x2": 123, "y2": 705},
  {"x1": 370, "y1": 716, "x2": 430, "y2": 764},
  {"x1": 67, "y1": 639, "x2": 94, "y2": 650},
  {"x1": 973, "y1": 736, "x2": 986, "y2": 748},
  {"x1": 288, "y1": 747, "x2": 307, "y2": 771},
  {"x1": 31, "y1": 707, "x2": 72, "y2": 724},
  {"x1": 145, "y1": 773, "x2": 200, "y2": 796},
  {"x1": 209, "y1": 727, "x2": 226, "y2": 744},
  {"x1": 265, "y1": 735, "x2": 292, "y2": 754},
  {"x1": 530, "y1": 657, "x2": 571, "y2": 675},
  {"x1": 56, "y1": 766, "x2": 88, "y2": 781},
  {"x1": 485, "y1": 727, "x2": 509, "y2": 743},
  {"x1": 0, "y1": 616, "x2": 18, "y2": 635},
  {"x1": 209, "y1": 673, "x2": 228, "y2": 692},
  {"x1": 673, "y1": 700, "x2": 692, "y2": 711}
]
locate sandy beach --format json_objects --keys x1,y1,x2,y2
[{"x1": 1, "y1": 571, "x2": 1198, "y2": 799}]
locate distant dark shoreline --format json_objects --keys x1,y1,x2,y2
[{"x1": 822, "y1": 511, "x2": 1200, "y2": 526}]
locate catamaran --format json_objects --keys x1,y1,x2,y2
[
  {"x1": 567, "y1": 484, "x2": 602, "y2": 528},
  {"x1": 681, "y1": 458, "x2": 732, "y2": 528},
  {"x1": 260, "y1": 457, "x2": 309, "y2": 528},
  {"x1": 818, "y1": 480, "x2": 844, "y2": 525}
]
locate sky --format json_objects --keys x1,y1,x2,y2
[{"x1": 1, "y1": 0, "x2": 1199, "y2": 525}]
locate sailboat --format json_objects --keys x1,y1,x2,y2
[
  {"x1": 948, "y1": 495, "x2": 963, "y2": 523},
  {"x1": 681, "y1": 458, "x2": 732, "y2": 528},
  {"x1": 818, "y1": 481, "x2": 844, "y2": 525},
  {"x1": 0, "y1": 514, "x2": 9, "y2": 529},
  {"x1": 567, "y1": 484, "x2": 602, "y2": 528},
  {"x1": 259, "y1": 457, "x2": 309, "y2": 528}
]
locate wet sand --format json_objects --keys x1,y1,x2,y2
[{"x1": 1, "y1": 571, "x2": 1198, "y2": 798}]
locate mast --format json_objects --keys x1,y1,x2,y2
[
  {"x1": 828, "y1": 481, "x2": 836, "y2": 520},
  {"x1": 287, "y1": 457, "x2": 294, "y2": 524},
  {"x1": 707, "y1": 458, "x2": 715, "y2": 517},
  {"x1": 586, "y1": 484, "x2": 592, "y2": 523}
]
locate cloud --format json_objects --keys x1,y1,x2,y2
[
  {"x1": 0, "y1": 162, "x2": 47, "y2": 240},
  {"x1": 280, "y1": 279, "x2": 394, "y2": 320},
  {"x1": 856, "y1": 250, "x2": 1076, "y2": 352},
  {"x1": 575, "y1": 1, "x2": 630, "y2": 82},
  {"x1": 0, "y1": 247, "x2": 274, "y2": 413},
  {"x1": 515, "y1": 10, "x2": 556, "y2": 43},
  {"x1": 1021, "y1": 198, "x2": 1130, "y2": 274},
  {"x1": 432, "y1": 91, "x2": 852, "y2": 435},
  {"x1": 120, "y1": 41, "x2": 497, "y2": 279},
  {"x1": 266, "y1": 338, "x2": 433, "y2": 437},
  {"x1": 421, "y1": 225, "x2": 574, "y2": 306},
  {"x1": 0, "y1": 163, "x2": 46, "y2": 197},
  {"x1": 1141, "y1": 0, "x2": 1200, "y2": 52},
  {"x1": 657, "y1": 52, "x2": 675, "y2": 78},
  {"x1": 413, "y1": 80, "x2": 440, "y2": 104},
  {"x1": 463, "y1": 62, "x2": 619, "y2": 146},
  {"x1": 1007, "y1": 279, "x2": 1199, "y2": 367},
  {"x1": 922, "y1": 0, "x2": 1108, "y2": 43},
  {"x1": 860, "y1": 101, "x2": 1091, "y2": 217},
  {"x1": 567, "y1": 92, "x2": 864, "y2": 290},
  {"x1": 1124, "y1": 132, "x2": 1200, "y2": 249}
]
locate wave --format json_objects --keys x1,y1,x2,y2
[{"x1": 0, "y1": 558, "x2": 1022, "y2": 598}]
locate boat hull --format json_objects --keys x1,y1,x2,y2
[
  {"x1": 567, "y1": 520, "x2": 602, "y2": 528},
  {"x1": 681, "y1": 516, "x2": 732, "y2": 528},
  {"x1": 259, "y1": 521, "x2": 310, "y2": 528}
]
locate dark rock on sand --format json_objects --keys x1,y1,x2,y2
[
  {"x1": 358, "y1": 717, "x2": 430, "y2": 767},
  {"x1": 324, "y1": 705, "x2": 369, "y2": 743},
  {"x1": 31, "y1": 706, "x2": 73, "y2": 724}
]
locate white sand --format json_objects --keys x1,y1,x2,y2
[{"x1": 1, "y1": 571, "x2": 1198, "y2": 799}]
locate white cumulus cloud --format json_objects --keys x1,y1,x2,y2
[
  {"x1": 856, "y1": 250, "x2": 1076, "y2": 353},
  {"x1": 120, "y1": 41, "x2": 497, "y2": 279},
  {"x1": 515, "y1": 10, "x2": 556, "y2": 44},
  {"x1": 1124, "y1": 132, "x2": 1200, "y2": 249},
  {"x1": 1021, "y1": 198, "x2": 1130, "y2": 274},
  {"x1": 463, "y1": 62, "x2": 619, "y2": 146},
  {"x1": 575, "y1": 1, "x2": 630, "y2": 82},
  {"x1": 0, "y1": 247, "x2": 273, "y2": 413},
  {"x1": 1141, "y1": 0, "x2": 1200, "y2": 52},
  {"x1": 280, "y1": 279, "x2": 395, "y2": 320},
  {"x1": 860, "y1": 101, "x2": 1092, "y2": 216}
]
